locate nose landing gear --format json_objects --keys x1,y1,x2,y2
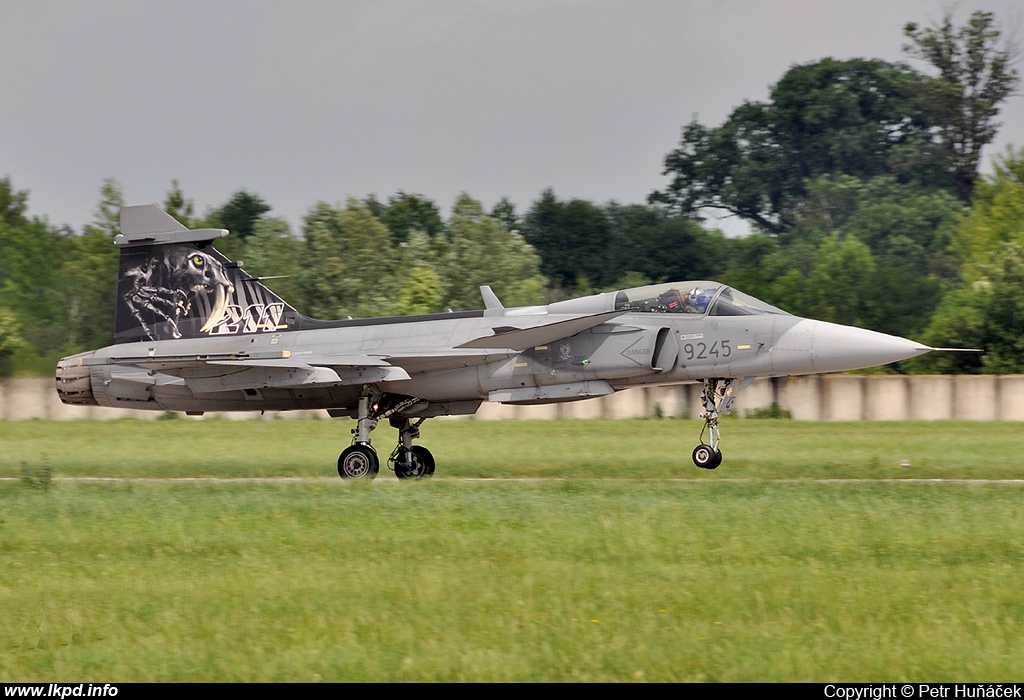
[{"x1": 691, "y1": 378, "x2": 744, "y2": 470}]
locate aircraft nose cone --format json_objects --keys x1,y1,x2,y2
[{"x1": 807, "y1": 320, "x2": 931, "y2": 373}]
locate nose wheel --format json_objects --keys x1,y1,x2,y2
[{"x1": 692, "y1": 444, "x2": 722, "y2": 470}]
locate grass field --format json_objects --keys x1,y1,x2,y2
[
  {"x1": 1, "y1": 418, "x2": 1023, "y2": 681},
  {"x1": 2, "y1": 417, "x2": 1024, "y2": 480}
]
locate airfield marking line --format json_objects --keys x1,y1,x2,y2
[
  {"x1": 457, "y1": 478, "x2": 1024, "y2": 484},
  {"x1": 3, "y1": 476, "x2": 1024, "y2": 484},
  {"x1": 0, "y1": 476, "x2": 336, "y2": 483}
]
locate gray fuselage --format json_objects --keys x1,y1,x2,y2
[{"x1": 73, "y1": 281, "x2": 926, "y2": 417}]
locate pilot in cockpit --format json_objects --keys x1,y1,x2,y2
[{"x1": 682, "y1": 287, "x2": 714, "y2": 314}]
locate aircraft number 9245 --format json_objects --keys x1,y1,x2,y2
[
  {"x1": 682, "y1": 340, "x2": 732, "y2": 361},
  {"x1": 58, "y1": 205, "x2": 942, "y2": 478}
]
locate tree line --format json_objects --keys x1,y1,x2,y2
[{"x1": 0, "y1": 10, "x2": 1020, "y2": 376}]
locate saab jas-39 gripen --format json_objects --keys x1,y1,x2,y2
[{"x1": 56, "y1": 204, "x2": 941, "y2": 479}]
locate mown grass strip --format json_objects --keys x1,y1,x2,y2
[
  {"x1": 2, "y1": 479, "x2": 1023, "y2": 681},
  {"x1": 3, "y1": 420, "x2": 1022, "y2": 681},
  {"x1": 2, "y1": 418, "x2": 1023, "y2": 479}
]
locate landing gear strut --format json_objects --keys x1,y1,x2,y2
[
  {"x1": 338, "y1": 395, "x2": 381, "y2": 479},
  {"x1": 692, "y1": 378, "x2": 739, "y2": 470},
  {"x1": 337, "y1": 391, "x2": 434, "y2": 480},
  {"x1": 389, "y1": 417, "x2": 434, "y2": 480}
]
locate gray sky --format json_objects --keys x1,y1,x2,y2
[{"x1": 2, "y1": 0, "x2": 1022, "y2": 233}]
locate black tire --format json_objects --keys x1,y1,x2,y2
[
  {"x1": 692, "y1": 444, "x2": 721, "y2": 470},
  {"x1": 338, "y1": 444, "x2": 379, "y2": 479},
  {"x1": 412, "y1": 445, "x2": 435, "y2": 477},
  {"x1": 394, "y1": 445, "x2": 434, "y2": 480}
]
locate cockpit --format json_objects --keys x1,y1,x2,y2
[
  {"x1": 539, "y1": 281, "x2": 789, "y2": 317},
  {"x1": 613, "y1": 282, "x2": 789, "y2": 317}
]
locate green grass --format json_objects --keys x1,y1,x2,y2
[
  {"x1": 1, "y1": 420, "x2": 1024, "y2": 681},
  {"x1": 1, "y1": 418, "x2": 1024, "y2": 479}
]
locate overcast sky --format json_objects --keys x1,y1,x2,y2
[{"x1": 2, "y1": 0, "x2": 1022, "y2": 234}]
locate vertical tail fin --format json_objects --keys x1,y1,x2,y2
[{"x1": 114, "y1": 205, "x2": 300, "y2": 344}]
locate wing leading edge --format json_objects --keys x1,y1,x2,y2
[{"x1": 456, "y1": 310, "x2": 626, "y2": 351}]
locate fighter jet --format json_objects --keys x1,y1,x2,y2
[{"x1": 56, "y1": 204, "x2": 938, "y2": 478}]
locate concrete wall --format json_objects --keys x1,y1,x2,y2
[{"x1": 4, "y1": 375, "x2": 1024, "y2": 421}]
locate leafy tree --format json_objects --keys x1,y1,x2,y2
[
  {"x1": 203, "y1": 190, "x2": 271, "y2": 259},
  {"x1": 163, "y1": 180, "x2": 195, "y2": 228},
  {"x1": 655, "y1": 9, "x2": 1019, "y2": 231},
  {"x1": 491, "y1": 197, "x2": 520, "y2": 232},
  {"x1": 443, "y1": 193, "x2": 546, "y2": 310},
  {"x1": 920, "y1": 148, "x2": 1024, "y2": 372},
  {"x1": 63, "y1": 178, "x2": 124, "y2": 350},
  {"x1": 719, "y1": 235, "x2": 812, "y2": 316},
  {"x1": 380, "y1": 192, "x2": 444, "y2": 242},
  {"x1": 522, "y1": 189, "x2": 613, "y2": 289},
  {"x1": 393, "y1": 225, "x2": 446, "y2": 314},
  {"x1": 0, "y1": 176, "x2": 30, "y2": 228},
  {"x1": 606, "y1": 203, "x2": 723, "y2": 284},
  {"x1": 807, "y1": 235, "x2": 877, "y2": 328},
  {"x1": 397, "y1": 267, "x2": 444, "y2": 315},
  {"x1": 522, "y1": 192, "x2": 725, "y2": 294},
  {"x1": 950, "y1": 149, "x2": 1024, "y2": 265},
  {"x1": 0, "y1": 307, "x2": 26, "y2": 376},
  {"x1": 903, "y1": 10, "x2": 1021, "y2": 202},
  {"x1": 86, "y1": 177, "x2": 123, "y2": 238},
  {"x1": 791, "y1": 175, "x2": 964, "y2": 276},
  {"x1": 921, "y1": 244, "x2": 1024, "y2": 373},
  {"x1": 401, "y1": 227, "x2": 442, "y2": 270},
  {"x1": 361, "y1": 194, "x2": 387, "y2": 220},
  {"x1": 652, "y1": 58, "x2": 934, "y2": 233},
  {"x1": 0, "y1": 178, "x2": 77, "y2": 356},
  {"x1": 301, "y1": 200, "x2": 401, "y2": 319},
  {"x1": 609, "y1": 271, "x2": 653, "y2": 290},
  {"x1": 718, "y1": 221, "x2": 943, "y2": 338},
  {"x1": 206, "y1": 190, "x2": 271, "y2": 240},
  {"x1": 239, "y1": 217, "x2": 307, "y2": 311}
]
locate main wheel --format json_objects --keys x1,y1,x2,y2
[
  {"x1": 412, "y1": 445, "x2": 435, "y2": 477},
  {"x1": 394, "y1": 445, "x2": 435, "y2": 479},
  {"x1": 692, "y1": 444, "x2": 721, "y2": 470},
  {"x1": 338, "y1": 444, "x2": 379, "y2": 479}
]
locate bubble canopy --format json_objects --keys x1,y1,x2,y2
[{"x1": 613, "y1": 282, "x2": 790, "y2": 317}]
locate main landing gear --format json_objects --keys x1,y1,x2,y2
[
  {"x1": 691, "y1": 378, "x2": 740, "y2": 470},
  {"x1": 388, "y1": 417, "x2": 435, "y2": 479},
  {"x1": 337, "y1": 392, "x2": 435, "y2": 480},
  {"x1": 338, "y1": 443, "x2": 379, "y2": 479}
]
